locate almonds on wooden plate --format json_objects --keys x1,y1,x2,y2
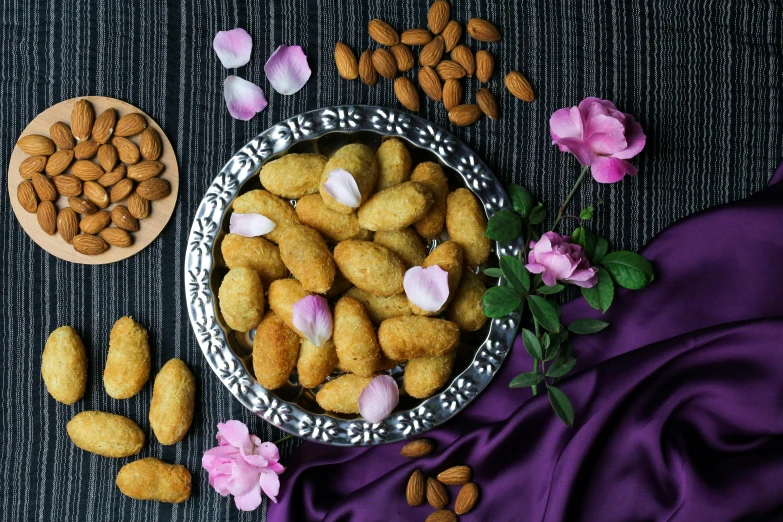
[
  {"x1": 110, "y1": 178, "x2": 135, "y2": 203},
  {"x1": 435, "y1": 60, "x2": 466, "y2": 81},
  {"x1": 57, "y1": 208, "x2": 79, "y2": 244},
  {"x1": 127, "y1": 193, "x2": 150, "y2": 220},
  {"x1": 400, "y1": 28, "x2": 432, "y2": 46},
  {"x1": 390, "y1": 44, "x2": 414, "y2": 72},
  {"x1": 50, "y1": 122, "x2": 75, "y2": 150},
  {"x1": 467, "y1": 18, "x2": 501, "y2": 42},
  {"x1": 72, "y1": 234, "x2": 108, "y2": 255},
  {"x1": 19, "y1": 155, "x2": 47, "y2": 179},
  {"x1": 114, "y1": 113, "x2": 147, "y2": 137},
  {"x1": 505, "y1": 71, "x2": 535, "y2": 101},
  {"x1": 100, "y1": 228, "x2": 133, "y2": 247},
  {"x1": 79, "y1": 210, "x2": 111, "y2": 235},
  {"x1": 477, "y1": 88, "x2": 499, "y2": 120},
  {"x1": 393, "y1": 77, "x2": 420, "y2": 112},
  {"x1": 426, "y1": 478, "x2": 448, "y2": 509},
  {"x1": 98, "y1": 165, "x2": 126, "y2": 187},
  {"x1": 368, "y1": 19, "x2": 399, "y2": 46},
  {"x1": 73, "y1": 139, "x2": 100, "y2": 160},
  {"x1": 32, "y1": 173, "x2": 57, "y2": 201},
  {"x1": 37, "y1": 201, "x2": 57, "y2": 235},
  {"x1": 139, "y1": 128, "x2": 162, "y2": 160},
  {"x1": 72, "y1": 160, "x2": 105, "y2": 181},
  {"x1": 358, "y1": 50, "x2": 378, "y2": 86},
  {"x1": 44, "y1": 149, "x2": 74, "y2": 176},
  {"x1": 52, "y1": 174, "x2": 83, "y2": 197},
  {"x1": 334, "y1": 42, "x2": 359, "y2": 80},
  {"x1": 83, "y1": 181, "x2": 110, "y2": 208},
  {"x1": 441, "y1": 21, "x2": 462, "y2": 52},
  {"x1": 448, "y1": 104, "x2": 482, "y2": 126},
  {"x1": 428, "y1": 0, "x2": 450, "y2": 34},
  {"x1": 136, "y1": 178, "x2": 171, "y2": 201},
  {"x1": 17, "y1": 135, "x2": 55, "y2": 156},
  {"x1": 455, "y1": 482, "x2": 479, "y2": 514},
  {"x1": 426, "y1": 510, "x2": 457, "y2": 522},
  {"x1": 17, "y1": 181, "x2": 38, "y2": 213},
  {"x1": 113, "y1": 136, "x2": 141, "y2": 164},
  {"x1": 127, "y1": 160, "x2": 165, "y2": 181},
  {"x1": 112, "y1": 205, "x2": 141, "y2": 231},
  {"x1": 98, "y1": 143, "x2": 118, "y2": 172},
  {"x1": 400, "y1": 438, "x2": 435, "y2": 458},
  {"x1": 71, "y1": 100, "x2": 95, "y2": 142},
  {"x1": 68, "y1": 197, "x2": 97, "y2": 215},
  {"x1": 92, "y1": 108, "x2": 117, "y2": 144},
  {"x1": 442, "y1": 79, "x2": 463, "y2": 111},
  {"x1": 371, "y1": 48, "x2": 397, "y2": 80},
  {"x1": 406, "y1": 469, "x2": 425, "y2": 506},
  {"x1": 451, "y1": 45, "x2": 475, "y2": 77},
  {"x1": 475, "y1": 50, "x2": 494, "y2": 83},
  {"x1": 420, "y1": 35, "x2": 445, "y2": 67},
  {"x1": 418, "y1": 67, "x2": 442, "y2": 101}
]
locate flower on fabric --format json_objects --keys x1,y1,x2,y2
[
  {"x1": 358, "y1": 375, "x2": 399, "y2": 423},
  {"x1": 549, "y1": 97, "x2": 646, "y2": 183},
  {"x1": 229, "y1": 213, "x2": 276, "y2": 237},
  {"x1": 264, "y1": 45, "x2": 311, "y2": 95},
  {"x1": 202, "y1": 420, "x2": 286, "y2": 511},
  {"x1": 403, "y1": 265, "x2": 450, "y2": 312},
  {"x1": 213, "y1": 28, "x2": 253, "y2": 68},
  {"x1": 323, "y1": 168, "x2": 361, "y2": 208},
  {"x1": 525, "y1": 232, "x2": 598, "y2": 288},
  {"x1": 223, "y1": 76, "x2": 268, "y2": 121},
  {"x1": 292, "y1": 295, "x2": 333, "y2": 346}
]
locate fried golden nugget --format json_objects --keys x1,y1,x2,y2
[
  {"x1": 325, "y1": 270, "x2": 353, "y2": 299},
  {"x1": 41, "y1": 326, "x2": 87, "y2": 405},
  {"x1": 333, "y1": 240, "x2": 406, "y2": 296},
  {"x1": 297, "y1": 338, "x2": 338, "y2": 388},
  {"x1": 259, "y1": 153, "x2": 327, "y2": 199},
  {"x1": 411, "y1": 162, "x2": 449, "y2": 239},
  {"x1": 319, "y1": 143, "x2": 379, "y2": 214},
  {"x1": 403, "y1": 353, "x2": 457, "y2": 399},
  {"x1": 446, "y1": 269, "x2": 488, "y2": 331},
  {"x1": 267, "y1": 278, "x2": 311, "y2": 336},
  {"x1": 295, "y1": 194, "x2": 371, "y2": 242},
  {"x1": 378, "y1": 316, "x2": 460, "y2": 360},
  {"x1": 220, "y1": 233, "x2": 289, "y2": 285},
  {"x1": 446, "y1": 188, "x2": 491, "y2": 267},
  {"x1": 373, "y1": 228, "x2": 427, "y2": 267},
  {"x1": 376, "y1": 354, "x2": 403, "y2": 371},
  {"x1": 412, "y1": 241, "x2": 464, "y2": 316},
  {"x1": 344, "y1": 287, "x2": 414, "y2": 325},
  {"x1": 116, "y1": 458, "x2": 191, "y2": 503},
  {"x1": 357, "y1": 181, "x2": 434, "y2": 231},
  {"x1": 277, "y1": 225, "x2": 336, "y2": 294},
  {"x1": 218, "y1": 267, "x2": 265, "y2": 333},
  {"x1": 334, "y1": 297, "x2": 381, "y2": 377},
  {"x1": 375, "y1": 138, "x2": 412, "y2": 191},
  {"x1": 253, "y1": 312, "x2": 300, "y2": 390},
  {"x1": 232, "y1": 189, "x2": 302, "y2": 243},
  {"x1": 67, "y1": 411, "x2": 144, "y2": 458},
  {"x1": 315, "y1": 374, "x2": 373, "y2": 414},
  {"x1": 149, "y1": 359, "x2": 195, "y2": 445},
  {"x1": 104, "y1": 316, "x2": 151, "y2": 399}
]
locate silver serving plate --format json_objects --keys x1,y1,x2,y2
[{"x1": 185, "y1": 106, "x2": 521, "y2": 446}]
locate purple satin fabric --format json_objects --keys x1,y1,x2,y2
[{"x1": 268, "y1": 163, "x2": 783, "y2": 522}]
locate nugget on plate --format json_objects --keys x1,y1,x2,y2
[
  {"x1": 232, "y1": 189, "x2": 301, "y2": 243},
  {"x1": 376, "y1": 354, "x2": 403, "y2": 371},
  {"x1": 403, "y1": 353, "x2": 456, "y2": 399},
  {"x1": 268, "y1": 278, "x2": 311, "y2": 336},
  {"x1": 295, "y1": 194, "x2": 371, "y2": 242},
  {"x1": 412, "y1": 241, "x2": 463, "y2": 316},
  {"x1": 104, "y1": 316, "x2": 151, "y2": 399},
  {"x1": 373, "y1": 228, "x2": 427, "y2": 268},
  {"x1": 357, "y1": 181, "x2": 433, "y2": 231},
  {"x1": 221, "y1": 233, "x2": 289, "y2": 285},
  {"x1": 67, "y1": 411, "x2": 144, "y2": 458},
  {"x1": 315, "y1": 374, "x2": 373, "y2": 414},
  {"x1": 253, "y1": 312, "x2": 300, "y2": 390},
  {"x1": 378, "y1": 316, "x2": 460, "y2": 360},
  {"x1": 344, "y1": 287, "x2": 414, "y2": 324},
  {"x1": 297, "y1": 338, "x2": 338, "y2": 389},
  {"x1": 334, "y1": 240, "x2": 406, "y2": 296},
  {"x1": 259, "y1": 153, "x2": 326, "y2": 199},
  {"x1": 334, "y1": 297, "x2": 381, "y2": 377},
  {"x1": 446, "y1": 269, "x2": 488, "y2": 331},
  {"x1": 41, "y1": 326, "x2": 87, "y2": 405},
  {"x1": 446, "y1": 188, "x2": 491, "y2": 267},
  {"x1": 375, "y1": 138, "x2": 412, "y2": 191},
  {"x1": 116, "y1": 458, "x2": 191, "y2": 503},
  {"x1": 411, "y1": 162, "x2": 449, "y2": 239},
  {"x1": 278, "y1": 225, "x2": 336, "y2": 294},
  {"x1": 319, "y1": 143, "x2": 379, "y2": 214},
  {"x1": 148, "y1": 359, "x2": 195, "y2": 445},
  {"x1": 218, "y1": 267, "x2": 265, "y2": 332}
]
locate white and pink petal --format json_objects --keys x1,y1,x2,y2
[
  {"x1": 358, "y1": 375, "x2": 399, "y2": 424},
  {"x1": 403, "y1": 265, "x2": 450, "y2": 312},
  {"x1": 230, "y1": 212, "x2": 276, "y2": 237},
  {"x1": 323, "y1": 168, "x2": 362, "y2": 208},
  {"x1": 213, "y1": 28, "x2": 253, "y2": 68},
  {"x1": 224, "y1": 76, "x2": 268, "y2": 121},
  {"x1": 265, "y1": 45, "x2": 312, "y2": 95},
  {"x1": 292, "y1": 295, "x2": 333, "y2": 346}
]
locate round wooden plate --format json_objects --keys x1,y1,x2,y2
[{"x1": 8, "y1": 96, "x2": 179, "y2": 264}]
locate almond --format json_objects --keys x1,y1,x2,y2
[
  {"x1": 371, "y1": 48, "x2": 397, "y2": 80},
  {"x1": 127, "y1": 160, "x2": 164, "y2": 181},
  {"x1": 71, "y1": 160, "x2": 104, "y2": 181},
  {"x1": 441, "y1": 21, "x2": 462, "y2": 51},
  {"x1": 505, "y1": 71, "x2": 535, "y2": 101},
  {"x1": 17, "y1": 181, "x2": 38, "y2": 213},
  {"x1": 448, "y1": 104, "x2": 482, "y2": 126},
  {"x1": 17, "y1": 135, "x2": 55, "y2": 156},
  {"x1": 97, "y1": 144, "x2": 118, "y2": 172},
  {"x1": 436, "y1": 465, "x2": 472, "y2": 485},
  {"x1": 45, "y1": 149, "x2": 74, "y2": 176},
  {"x1": 428, "y1": 0, "x2": 450, "y2": 34},
  {"x1": 442, "y1": 79, "x2": 463, "y2": 111},
  {"x1": 435, "y1": 60, "x2": 466, "y2": 80},
  {"x1": 358, "y1": 50, "x2": 378, "y2": 86},
  {"x1": 400, "y1": 28, "x2": 432, "y2": 46},
  {"x1": 57, "y1": 207, "x2": 79, "y2": 244},
  {"x1": 368, "y1": 19, "x2": 399, "y2": 46},
  {"x1": 99, "y1": 228, "x2": 133, "y2": 247},
  {"x1": 334, "y1": 42, "x2": 359, "y2": 80},
  {"x1": 393, "y1": 77, "x2": 420, "y2": 112},
  {"x1": 32, "y1": 173, "x2": 57, "y2": 201},
  {"x1": 112, "y1": 205, "x2": 141, "y2": 231},
  {"x1": 426, "y1": 510, "x2": 457, "y2": 522},
  {"x1": 37, "y1": 201, "x2": 57, "y2": 235},
  {"x1": 406, "y1": 469, "x2": 425, "y2": 506},
  {"x1": 451, "y1": 45, "x2": 475, "y2": 77},
  {"x1": 98, "y1": 164, "x2": 127, "y2": 187},
  {"x1": 110, "y1": 178, "x2": 134, "y2": 202},
  {"x1": 68, "y1": 197, "x2": 97, "y2": 215},
  {"x1": 420, "y1": 35, "x2": 445, "y2": 67},
  {"x1": 418, "y1": 67, "x2": 442, "y2": 101},
  {"x1": 71, "y1": 100, "x2": 95, "y2": 142},
  {"x1": 73, "y1": 139, "x2": 100, "y2": 160},
  {"x1": 83, "y1": 181, "x2": 110, "y2": 208},
  {"x1": 50, "y1": 122, "x2": 76, "y2": 150},
  {"x1": 79, "y1": 210, "x2": 111, "y2": 235},
  {"x1": 19, "y1": 155, "x2": 48, "y2": 179},
  {"x1": 477, "y1": 88, "x2": 499, "y2": 120},
  {"x1": 467, "y1": 17, "x2": 501, "y2": 42},
  {"x1": 127, "y1": 194, "x2": 150, "y2": 220},
  {"x1": 400, "y1": 438, "x2": 435, "y2": 458},
  {"x1": 137, "y1": 178, "x2": 171, "y2": 201},
  {"x1": 72, "y1": 234, "x2": 108, "y2": 255},
  {"x1": 455, "y1": 482, "x2": 479, "y2": 514},
  {"x1": 426, "y1": 478, "x2": 448, "y2": 509},
  {"x1": 475, "y1": 50, "x2": 494, "y2": 83},
  {"x1": 112, "y1": 136, "x2": 141, "y2": 164},
  {"x1": 139, "y1": 128, "x2": 162, "y2": 160},
  {"x1": 114, "y1": 113, "x2": 147, "y2": 137},
  {"x1": 52, "y1": 174, "x2": 83, "y2": 197},
  {"x1": 390, "y1": 44, "x2": 414, "y2": 72},
  {"x1": 92, "y1": 108, "x2": 117, "y2": 144}
]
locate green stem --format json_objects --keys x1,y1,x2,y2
[
  {"x1": 552, "y1": 165, "x2": 590, "y2": 232},
  {"x1": 532, "y1": 321, "x2": 541, "y2": 396},
  {"x1": 274, "y1": 434, "x2": 294, "y2": 444}
]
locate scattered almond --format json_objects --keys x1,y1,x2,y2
[
  {"x1": 368, "y1": 19, "x2": 399, "y2": 46},
  {"x1": 114, "y1": 113, "x2": 147, "y2": 137},
  {"x1": 71, "y1": 160, "x2": 105, "y2": 181},
  {"x1": 477, "y1": 88, "x2": 499, "y2": 120},
  {"x1": 467, "y1": 18, "x2": 501, "y2": 42},
  {"x1": 71, "y1": 100, "x2": 95, "y2": 142},
  {"x1": 455, "y1": 482, "x2": 479, "y2": 514},
  {"x1": 110, "y1": 178, "x2": 135, "y2": 202},
  {"x1": 83, "y1": 181, "x2": 110, "y2": 208},
  {"x1": 505, "y1": 71, "x2": 534, "y2": 101},
  {"x1": 436, "y1": 465, "x2": 472, "y2": 485},
  {"x1": 37, "y1": 201, "x2": 57, "y2": 235},
  {"x1": 112, "y1": 205, "x2": 141, "y2": 231},
  {"x1": 451, "y1": 45, "x2": 475, "y2": 77},
  {"x1": 92, "y1": 108, "x2": 117, "y2": 144},
  {"x1": 17, "y1": 181, "x2": 38, "y2": 213},
  {"x1": 52, "y1": 174, "x2": 83, "y2": 197},
  {"x1": 73, "y1": 139, "x2": 100, "y2": 160},
  {"x1": 19, "y1": 155, "x2": 47, "y2": 179},
  {"x1": 428, "y1": 1, "x2": 450, "y2": 34},
  {"x1": 400, "y1": 438, "x2": 435, "y2": 458},
  {"x1": 127, "y1": 160, "x2": 165, "y2": 181},
  {"x1": 139, "y1": 128, "x2": 162, "y2": 161},
  {"x1": 435, "y1": 60, "x2": 466, "y2": 80},
  {"x1": 49, "y1": 122, "x2": 76, "y2": 150},
  {"x1": 32, "y1": 173, "x2": 57, "y2": 201},
  {"x1": 98, "y1": 164, "x2": 127, "y2": 187},
  {"x1": 442, "y1": 79, "x2": 463, "y2": 111},
  {"x1": 57, "y1": 208, "x2": 79, "y2": 244},
  {"x1": 393, "y1": 77, "x2": 420, "y2": 112},
  {"x1": 406, "y1": 469, "x2": 425, "y2": 506},
  {"x1": 420, "y1": 35, "x2": 445, "y2": 67},
  {"x1": 475, "y1": 50, "x2": 494, "y2": 83},
  {"x1": 137, "y1": 178, "x2": 171, "y2": 201},
  {"x1": 441, "y1": 21, "x2": 462, "y2": 52},
  {"x1": 127, "y1": 194, "x2": 150, "y2": 220},
  {"x1": 426, "y1": 478, "x2": 448, "y2": 509},
  {"x1": 371, "y1": 48, "x2": 397, "y2": 80},
  {"x1": 418, "y1": 67, "x2": 442, "y2": 101},
  {"x1": 72, "y1": 234, "x2": 108, "y2": 255},
  {"x1": 100, "y1": 228, "x2": 133, "y2": 247},
  {"x1": 390, "y1": 44, "x2": 414, "y2": 72},
  {"x1": 97, "y1": 144, "x2": 118, "y2": 172},
  {"x1": 334, "y1": 42, "x2": 359, "y2": 80},
  {"x1": 79, "y1": 210, "x2": 111, "y2": 235},
  {"x1": 68, "y1": 197, "x2": 97, "y2": 215},
  {"x1": 358, "y1": 50, "x2": 378, "y2": 86},
  {"x1": 112, "y1": 136, "x2": 141, "y2": 164},
  {"x1": 44, "y1": 149, "x2": 74, "y2": 176},
  {"x1": 400, "y1": 28, "x2": 432, "y2": 46},
  {"x1": 448, "y1": 104, "x2": 482, "y2": 126},
  {"x1": 426, "y1": 510, "x2": 457, "y2": 522},
  {"x1": 17, "y1": 135, "x2": 55, "y2": 156}
]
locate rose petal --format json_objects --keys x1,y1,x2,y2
[
  {"x1": 358, "y1": 375, "x2": 399, "y2": 424},
  {"x1": 551, "y1": 137, "x2": 596, "y2": 166},
  {"x1": 213, "y1": 28, "x2": 253, "y2": 69},
  {"x1": 292, "y1": 295, "x2": 333, "y2": 347},
  {"x1": 611, "y1": 115, "x2": 647, "y2": 160},
  {"x1": 224, "y1": 76, "x2": 268, "y2": 121},
  {"x1": 549, "y1": 106, "x2": 583, "y2": 140},
  {"x1": 230, "y1": 212, "x2": 277, "y2": 237},
  {"x1": 258, "y1": 470, "x2": 281, "y2": 503},
  {"x1": 585, "y1": 132, "x2": 628, "y2": 156},
  {"x1": 323, "y1": 168, "x2": 361, "y2": 208},
  {"x1": 233, "y1": 484, "x2": 263, "y2": 511},
  {"x1": 228, "y1": 460, "x2": 261, "y2": 497},
  {"x1": 217, "y1": 420, "x2": 251, "y2": 451},
  {"x1": 403, "y1": 265, "x2": 450, "y2": 312},
  {"x1": 264, "y1": 45, "x2": 312, "y2": 95},
  {"x1": 591, "y1": 156, "x2": 637, "y2": 184}
]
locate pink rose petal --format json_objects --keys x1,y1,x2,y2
[
  {"x1": 217, "y1": 420, "x2": 252, "y2": 451},
  {"x1": 258, "y1": 469, "x2": 281, "y2": 503},
  {"x1": 323, "y1": 168, "x2": 361, "y2": 208},
  {"x1": 224, "y1": 75, "x2": 268, "y2": 121},
  {"x1": 404, "y1": 265, "x2": 450, "y2": 312},
  {"x1": 292, "y1": 295, "x2": 333, "y2": 346},
  {"x1": 358, "y1": 375, "x2": 399, "y2": 424},
  {"x1": 264, "y1": 45, "x2": 312, "y2": 95},
  {"x1": 230, "y1": 212, "x2": 276, "y2": 237},
  {"x1": 233, "y1": 484, "x2": 263, "y2": 511},
  {"x1": 213, "y1": 28, "x2": 253, "y2": 69},
  {"x1": 591, "y1": 156, "x2": 637, "y2": 184}
]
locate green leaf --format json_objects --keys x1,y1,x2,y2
[
  {"x1": 592, "y1": 236, "x2": 609, "y2": 264},
  {"x1": 548, "y1": 386, "x2": 574, "y2": 427},
  {"x1": 500, "y1": 255, "x2": 530, "y2": 293},
  {"x1": 483, "y1": 268, "x2": 504, "y2": 278},
  {"x1": 527, "y1": 295, "x2": 561, "y2": 333},
  {"x1": 521, "y1": 328, "x2": 542, "y2": 360},
  {"x1": 482, "y1": 286, "x2": 522, "y2": 318},
  {"x1": 543, "y1": 334, "x2": 561, "y2": 361},
  {"x1": 568, "y1": 318, "x2": 610, "y2": 334},
  {"x1": 579, "y1": 206, "x2": 594, "y2": 220},
  {"x1": 528, "y1": 204, "x2": 547, "y2": 225},
  {"x1": 540, "y1": 333, "x2": 551, "y2": 351},
  {"x1": 537, "y1": 284, "x2": 564, "y2": 295},
  {"x1": 581, "y1": 268, "x2": 614, "y2": 313},
  {"x1": 509, "y1": 372, "x2": 544, "y2": 388},
  {"x1": 574, "y1": 227, "x2": 596, "y2": 260},
  {"x1": 570, "y1": 227, "x2": 582, "y2": 243},
  {"x1": 508, "y1": 184, "x2": 535, "y2": 218},
  {"x1": 485, "y1": 209, "x2": 523, "y2": 243},
  {"x1": 551, "y1": 300, "x2": 562, "y2": 318},
  {"x1": 600, "y1": 251, "x2": 655, "y2": 290},
  {"x1": 546, "y1": 356, "x2": 577, "y2": 378}
]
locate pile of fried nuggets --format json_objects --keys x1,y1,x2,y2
[{"x1": 218, "y1": 139, "x2": 490, "y2": 417}]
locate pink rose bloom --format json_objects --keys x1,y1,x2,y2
[
  {"x1": 202, "y1": 420, "x2": 285, "y2": 511},
  {"x1": 550, "y1": 97, "x2": 646, "y2": 183},
  {"x1": 526, "y1": 232, "x2": 598, "y2": 288}
]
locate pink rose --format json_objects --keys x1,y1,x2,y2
[
  {"x1": 550, "y1": 97, "x2": 646, "y2": 183},
  {"x1": 526, "y1": 232, "x2": 598, "y2": 288}
]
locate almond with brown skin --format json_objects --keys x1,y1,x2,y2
[
  {"x1": 45, "y1": 149, "x2": 75, "y2": 176},
  {"x1": 358, "y1": 50, "x2": 378, "y2": 86},
  {"x1": 32, "y1": 173, "x2": 57, "y2": 201},
  {"x1": 477, "y1": 88, "x2": 499, "y2": 120},
  {"x1": 436, "y1": 465, "x2": 472, "y2": 485},
  {"x1": 442, "y1": 79, "x2": 463, "y2": 111},
  {"x1": 17, "y1": 135, "x2": 55, "y2": 156},
  {"x1": 393, "y1": 77, "x2": 420, "y2": 112},
  {"x1": 426, "y1": 510, "x2": 457, "y2": 522},
  {"x1": 505, "y1": 71, "x2": 535, "y2": 101},
  {"x1": 92, "y1": 108, "x2": 117, "y2": 144},
  {"x1": 368, "y1": 19, "x2": 399, "y2": 46},
  {"x1": 98, "y1": 164, "x2": 126, "y2": 187},
  {"x1": 19, "y1": 155, "x2": 47, "y2": 179},
  {"x1": 112, "y1": 205, "x2": 141, "y2": 231},
  {"x1": 139, "y1": 128, "x2": 162, "y2": 160},
  {"x1": 68, "y1": 197, "x2": 97, "y2": 215},
  {"x1": 137, "y1": 178, "x2": 171, "y2": 201},
  {"x1": 114, "y1": 113, "x2": 147, "y2": 137},
  {"x1": 449, "y1": 104, "x2": 482, "y2": 126},
  {"x1": 52, "y1": 174, "x2": 83, "y2": 197},
  {"x1": 83, "y1": 181, "x2": 110, "y2": 208},
  {"x1": 112, "y1": 136, "x2": 141, "y2": 164},
  {"x1": 426, "y1": 478, "x2": 448, "y2": 509},
  {"x1": 71, "y1": 160, "x2": 104, "y2": 181},
  {"x1": 400, "y1": 28, "x2": 432, "y2": 46},
  {"x1": 400, "y1": 438, "x2": 435, "y2": 458},
  {"x1": 57, "y1": 207, "x2": 79, "y2": 244},
  {"x1": 37, "y1": 201, "x2": 57, "y2": 235},
  {"x1": 17, "y1": 181, "x2": 38, "y2": 213},
  {"x1": 97, "y1": 144, "x2": 118, "y2": 172},
  {"x1": 428, "y1": 0, "x2": 450, "y2": 34},
  {"x1": 334, "y1": 42, "x2": 359, "y2": 80},
  {"x1": 71, "y1": 100, "x2": 95, "y2": 142},
  {"x1": 73, "y1": 139, "x2": 100, "y2": 160},
  {"x1": 72, "y1": 234, "x2": 108, "y2": 255},
  {"x1": 390, "y1": 44, "x2": 414, "y2": 72},
  {"x1": 372, "y1": 48, "x2": 397, "y2": 80},
  {"x1": 406, "y1": 469, "x2": 425, "y2": 506},
  {"x1": 467, "y1": 18, "x2": 501, "y2": 42},
  {"x1": 451, "y1": 45, "x2": 475, "y2": 77},
  {"x1": 435, "y1": 60, "x2": 466, "y2": 80},
  {"x1": 441, "y1": 21, "x2": 462, "y2": 52},
  {"x1": 418, "y1": 67, "x2": 442, "y2": 101},
  {"x1": 110, "y1": 178, "x2": 134, "y2": 202},
  {"x1": 100, "y1": 228, "x2": 133, "y2": 247},
  {"x1": 455, "y1": 482, "x2": 479, "y2": 514},
  {"x1": 50, "y1": 122, "x2": 76, "y2": 150},
  {"x1": 79, "y1": 210, "x2": 111, "y2": 235},
  {"x1": 127, "y1": 193, "x2": 150, "y2": 220},
  {"x1": 127, "y1": 160, "x2": 164, "y2": 181},
  {"x1": 420, "y1": 36, "x2": 445, "y2": 67},
  {"x1": 475, "y1": 50, "x2": 494, "y2": 83}
]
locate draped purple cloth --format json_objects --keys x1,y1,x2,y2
[{"x1": 268, "y1": 164, "x2": 783, "y2": 522}]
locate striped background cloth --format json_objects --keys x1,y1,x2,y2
[{"x1": 1, "y1": 0, "x2": 781, "y2": 520}]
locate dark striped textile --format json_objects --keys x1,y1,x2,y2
[{"x1": 1, "y1": 1, "x2": 781, "y2": 521}]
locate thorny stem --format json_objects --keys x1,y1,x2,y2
[
  {"x1": 532, "y1": 320, "x2": 541, "y2": 396},
  {"x1": 552, "y1": 165, "x2": 590, "y2": 232},
  {"x1": 274, "y1": 434, "x2": 294, "y2": 444}
]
